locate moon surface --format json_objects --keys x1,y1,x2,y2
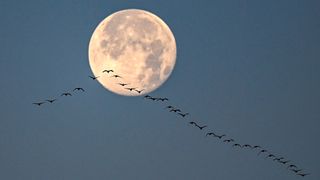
[{"x1": 88, "y1": 9, "x2": 177, "y2": 96}]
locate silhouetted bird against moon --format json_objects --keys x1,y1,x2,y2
[
  {"x1": 125, "y1": 87, "x2": 136, "y2": 91},
  {"x1": 118, "y1": 83, "x2": 129, "y2": 87},
  {"x1": 102, "y1": 69, "x2": 114, "y2": 73},
  {"x1": 111, "y1": 74, "x2": 122, "y2": 78},
  {"x1": 135, "y1": 89, "x2": 144, "y2": 94}
]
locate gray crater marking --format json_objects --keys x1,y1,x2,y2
[
  {"x1": 102, "y1": 11, "x2": 159, "y2": 60},
  {"x1": 139, "y1": 39, "x2": 165, "y2": 87}
]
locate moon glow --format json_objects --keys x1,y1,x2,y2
[{"x1": 88, "y1": 9, "x2": 177, "y2": 96}]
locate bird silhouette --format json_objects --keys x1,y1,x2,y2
[
  {"x1": 88, "y1": 75, "x2": 99, "y2": 80},
  {"x1": 165, "y1": 105, "x2": 174, "y2": 109},
  {"x1": 61, "y1": 93, "x2": 72, "y2": 96},
  {"x1": 279, "y1": 160, "x2": 290, "y2": 165},
  {"x1": 291, "y1": 169, "x2": 303, "y2": 173},
  {"x1": 197, "y1": 125, "x2": 207, "y2": 130},
  {"x1": 273, "y1": 157, "x2": 285, "y2": 161},
  {"x1": 125, "y1": 87, "x2": 136, "y2": 91},
  {"x1": 232, "y1": 143, "x2": 242, "y2": 148},
  {"x1": 223, "y1": 139, "x2": 235, "y2": 143},
  {"x1": 178, "y1": 112, "x2": 189, "y2": 117},
  {"x1": 73, "y1": 87, "x2": 85, "y2": 92},
  {"x1": 215, "y1": 134, "x2": 226, "y2": 139},
  {"x1": 102, "y1": 69, "x2": 114, "y2": 73},
  {"x1": 252, "y1": 145, "x2": 262, "y2": 149},
  {"x1": 297, "y1": 173, "x2": 309, "y2": 177},
  {"x1": 206, "y1": 132, "x2": 225, "y2": 139},
  {"x1": 242, "y1": 144, "x2": 252, "y2": 148},
  {"x1": 149, "y1": 97, "x2": 157, "y2": 101},
  {"x1": 118, "y1": 83, "x2": 129, "y2": 87},
  {"x1": 157, "y1": 98, "x2": 169, "y2": 101},
  {"x1": 111, "y1": 74, "x2": 122, "y2": 78},
  {"x1": 206, "y1": 132, "x2": 215, "y2": 136},
  {"x1": 33, "y1": 102, "x2": 45, "y2": 106},
  {"x1": 258, "y1": 149, "x2": 268, "y2": 155},
  {"x1": 46, "y1": 99, "x2": 57, "y2": 103},
  {"x1": 266, "y1": 154, "x2": 276, "y2": 159},
  {"x1": 288, "y1": 164, "x2": 298, "y2": 169},
  {"x1": 135, "y1": 89, "x2": 145, "y2": 94},
  {"x1": 144, "y1": 95, "x2": 152, "y2": 99},
  {"x1": 189, "y1": 121, "x2": 207, "y2": 130},
  {"x1": 169, "y1": 108, "x2": 181, "y2": 112}
]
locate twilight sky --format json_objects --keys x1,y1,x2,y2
[{"x1": 0, "y1": 0, "x2": 319, "y2": 179}]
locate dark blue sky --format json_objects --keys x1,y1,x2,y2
[{"x1": 1, "y1": 0, "x2": 319, "y2": 179}]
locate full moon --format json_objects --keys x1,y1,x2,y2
[{"x1": 88, "y1": 9, "x2": 177, "y2": 96}]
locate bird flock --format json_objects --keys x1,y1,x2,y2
[
  {"x1": 32, "y1": 87, "x2": 85, "y2": 106},
  {"x1": 33, "y1": 69, "x2": 310, "y2": 177}
]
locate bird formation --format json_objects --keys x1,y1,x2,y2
[
  {"x1": 33, "y1": 69, "x2": 142, "y2": 107},
  {"x1": 32, "y1": 87, "x2": 85, "y2": 106},
  {"x1": 32, "y1": 69, "x2": 310, "y2": 177},
  {"x1": 144, "y1": 94, "x2": 310, "y2": 177}
]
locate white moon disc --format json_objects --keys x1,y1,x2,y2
[{"x1": 88, "y1": 9, "x2": 177, "y2": 96}]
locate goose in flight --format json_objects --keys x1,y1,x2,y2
[
  {"x1": 273, "y1": 157, "x2": 285, "y2": 161},
  {"x1": 156, "y1": 98, "x2": 169, "y2": 101},
  {"x1": 118, "y1": 83, "x2": 129, "y2": 87},
  {"x1": 252, "y1": 145, "x2": 262, "y2": 149},
  {"x1": 46, "y1": 99, "x2": 57, "y2": 103},
  {"x1": 206, "y1": 132, "x2": 225, "y2": 139},
  {"x1": 232, "y1": 143, "x2": 242, "y2": 148},
  {"x1": 258, "y1": 149, "x2": 268, "y2": 155},
  {"x1": 266, "y1": 154, "x2": 276, "y2": 159},
  {"x1": 206, "y1": 132, "x2": 215, "y2": 136},
  {"x1": 242, "y1": 144, "x2": 252, "y2": 148},
  {"x1": 165, "y1": 105, "x2": 174, "y2": 109},
  {"x1": 102, "y1": 69, "x2": 114, "y2": 73},
  {"x1": 223, "y1": 139, "x2": 235, "y2": 143},
  {"x1": 135, "y1": 89, "x2": 145, "y2": 94},
  {"x1": 88, "y1": 75, "x2": 99, "y2": 80},
  {"x1": 178, "y1": 112, "x2": 189, "y2": 117},
  {"x1": 125, "y1": 87, "x2": 136, "y2": 91},
  {"x1": 287, "y1": 164, "x2": 298, "y2": 169},
  {"x1": 291, "y1": 169, "x2": 303, "y2": 173},
  {"x1": 169, "y1": 108, "x2": 181, "y2": 113},
  {"x1": 215, "y1": 134, "x2": 226, "y2": 139},
  {"x1": 144, "y1": 95, "x2": 152, "y2": 99},
  {"x1": 111, "y1": 74, "x2": 122, "y2": 78},
  {"x1": 197, "y1": 125, "x2": 207, "y2": 130},
  {"x1": 61, "y1": 93, "x2": 72, "y2": 96},
  {"x1": 279, "y1": 160, "x2": 290, "y2": 165},
  {"x1": 33, "y1": 102, "x2": 45, "y2": 106},
  {"x1": 297, "y1": 173, "x2": 309, "y2": 177},
  {"x1": 73, "y1": 87, "x2": 85, "y2": 92},
  {"x1": 189, "y1": 121, "x2": 207, "y2": 130}
]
